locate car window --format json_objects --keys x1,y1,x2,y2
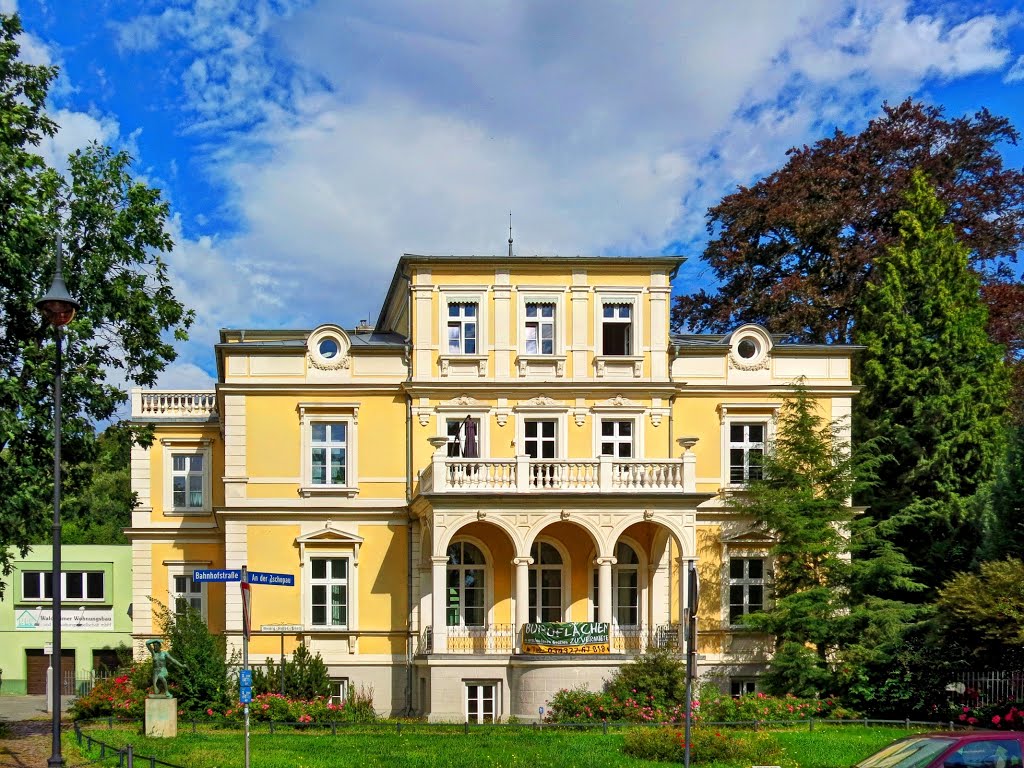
[
  {"x1": 858, "y1": 737, "x2": 957, "y2": 768},
  {"x1": 944, "y1": 740, "x2": 1022, "y2": 768}
]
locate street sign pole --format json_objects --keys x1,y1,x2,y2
[
  {"x1": 280, "y1": 632, "x2": 285, "y2": 696},
  {"x1": 241, "y1": 566, "x2": 250, "y2": 768},
  {"x1": 683, "y1": 559, "x2": 699, "y2": 768}
]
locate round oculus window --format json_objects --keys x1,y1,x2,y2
[
  {"x1": 737, "y1": 338, "x2": 759, "y2": 359},
  {"x1": 318, "y1": 338, "x2": 340, "y2": 359}
]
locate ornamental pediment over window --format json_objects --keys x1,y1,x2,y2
[{"x1": 296, "y1": 523, "x2": 364, "y2": 565}]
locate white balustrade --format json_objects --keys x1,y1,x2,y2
[{"x1": 131, "y1": 388, "x2": 217, "y2": 419}]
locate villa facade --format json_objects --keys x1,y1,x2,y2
[{"x1": 127, "y1": 254, "x2": 857, "y2": 721}]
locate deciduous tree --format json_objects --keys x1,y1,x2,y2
[
  {"x1": 0, "y1": 13, "x2": 193, "y2": 593},
  {"x1": 673, "y1": 99, "x2": 1023, "y2": 402}
]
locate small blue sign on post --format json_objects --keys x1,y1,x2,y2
[
  {"x1": 193, "y1": 569, "x2": 241, "y2": 583},
  {"x1": 240, "y1": 688, "x2": 252, "y2": 704},
  {"x1": 248, "y1": 571, "x2": 295, "y2": 587},
  {"x1": 239, "y1": 670, "x2": 252, "y2": 687}
]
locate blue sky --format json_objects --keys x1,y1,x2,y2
[{"x1": 8, "y1": 0, "x2": 1024, "y2": 391}]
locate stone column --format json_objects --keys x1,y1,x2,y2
[
  {"x1": 595, "y1": 556, "x2": 616, "y2": 625},
  {"x1": 431, "y1": 556, "x2": 449, "y2": 653},
  {"x1": 513, "y1": 556, "x2": 533, "y2": 652}
]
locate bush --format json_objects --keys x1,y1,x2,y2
[
  {"x1": 70, "y1": 673, "x2": 144, "y2": 721},
  {"x1": 951, "y1": 702, "x2": 1024, "y2": 730},
  {"x1": 203, "y1": 685, "x2": 377, "y2": 724},
  {"x1": 153, "y1": 600, "x2": 237, "y2": 715},
  {"x1": 252, "y1": 645, "x2": 331, "y2": 700},
  {"x1": 606, "y1": 649, "x2": 687, "y2": 709},
  {"x1": 623, "y1": 725, "x2": 788, "y2": 765}
]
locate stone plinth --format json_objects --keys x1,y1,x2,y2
[{"x1": 145, "y1": 696, "x2": 177, "y2": 738}]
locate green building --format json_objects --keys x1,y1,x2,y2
[{"x1": 0, "y1": 545, "x2": 133, "y2": 695}]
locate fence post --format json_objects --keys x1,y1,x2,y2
[
  {"x1": 464, "y1": 720, "x2": 469, "y2": 735},
  {"x1": 269, "y1": 720, "x2": 275, "y2": 734},
  {"x1": 101, "y1": 743, "x2": 107, "y2": 758},
  {"x1": 150, "y1": 756, "x2": 156, "y2": 768},
  {"x1": 127, "y1": 744, "x2": 134, "y2": 768},
  {"x1": 603, "y1": 720, "x2": 608, "y2": 736},
  {"x1": 332, "y1": 721, "x2": 337, "y2": 736},
  {"x1": 397, "y1": 721, "x2": 402, "y2": 735},
  {"x1": 949, "y1": 721, "x2": 954, "y2": 731},
  {"x1": 905, "y1": 717, "x2": 910, "y2": 729},
  {"x1": 864, "y1": 717, "x2": 868, "y2": 727},
  {"x1": 87, "y1": 735, "x2": 93, "y2": 750},
  {"x1": 191, "y1": 719, "x2": 196, "y2": 734},
  {"x1": 118, "y1": 747, "x2": 125, "y2": 767},
  {"x1": 809, "y1": 717, "x2": 814, "y2": 732},
  {"x1": 109, "y1": 716, "x2": 114, "y2": 729}
]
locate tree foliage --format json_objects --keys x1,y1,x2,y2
[
  {"x1": 729, "y1": 384, "x2": 868, "y2": 693},
  {"x1": 60, "y1": 424, "x2": 135, "y2": 544},
  {"x1": 154, "y1": 601, "x2": 236, "y2": 715},
  {"x1": 854, "y1": 171, "x2": 1010, "y2": 591},
  {"x1": 673, "y1": 99, "x2": 1024, "y2": 406},
  {"x1": 0, "y1": 13, "x2": 193, "y2": 593},
  {"x1": 934, "y1": 559, "x2": 1024, "y2": 662},
  {"x1": 252, "y1": 644, "x2": 332, "y2": 700},
  {"x1": 977, "y1": 424, "x2": 1024, "y2": 562}
]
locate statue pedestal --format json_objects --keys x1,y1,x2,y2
[{"x1": 145, "y1": 696, "x2": 178, "y2": 738}]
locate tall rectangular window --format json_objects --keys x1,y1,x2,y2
[
  {"x1": 600, "y1": 420, "x2": 633, "y2": 458},
  {"x1": 447, "y1": 303, "x2": 477, "y2": 354},
  {"x1": 524, "y1": 303, "x2": 555, "y2": 355},
  {"x1": 729, "y1": 557, "x2": 764, "y2": 624},
  {"x1": 446, "y1": 417, "x2": 481, "y2": 458},
  {"x1": 172, "y1": 574, "x2": 204, "y2": 617},
  {"x1": 171, "y1": 454, "x2": 205, "y2": 509},
  {"x1": 524, "y1": 420, "x2": 557, "y2": 459},
  {"x1": 311, "y1": 557, "x2": 348, "y2": 628},
  {"x1": 729, "y1": 423, "x2": 765, "y2": 483},
  {"x1": 330, "y1": 679, "x2": 349, "y2": 706},
  {"x1": 311, "y1": 422, "x2": 348, "y2": 486},
  {"x1": 602, "y1": 304, "x2": 632, "y2": 355}
]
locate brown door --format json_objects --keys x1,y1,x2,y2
[{"x1": 25, "y1": 650, "x2": 75, "y2": 695}]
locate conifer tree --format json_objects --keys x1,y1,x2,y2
[{"x1": 854, "y1": 170, "x2": 1010, "y2": 592}]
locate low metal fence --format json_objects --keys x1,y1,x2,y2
[{"x1": 952, "y1": 670, "x2": 1024, "y2": 705}]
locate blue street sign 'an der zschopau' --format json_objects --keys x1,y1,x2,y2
[
  {"x1": 240, "y1": 688, "x2": 252, "y2": 704},
  {"x1": 239, "y1": 670, "x2": 253, "y2": 686},
  {"x1": 193, "y1": 569, "x2": 241, "y2": 583},
  {"x1": 247, "y1": 571, "x2": 295, "y2": 587}
]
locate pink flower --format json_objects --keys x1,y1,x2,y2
[
  {"x1": 992, "y1": 715, "x2": 1002, "y2": 725},
  {"x1": 206, "y1": 708, "x2": 214, "y2": 716},
  {"x1": 968, "y1": 717, "x2": 978, "y2": 725},
  {"x1": 959, "y1": 714, "x2": 968, "y2": 722}
]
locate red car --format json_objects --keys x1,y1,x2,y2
[{"x1": 856, "y1": 732, "x2": 1024, "y2": 768}]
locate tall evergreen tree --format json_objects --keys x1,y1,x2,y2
[
  {"x1": 730, "y1": 383, "x2": 878, "y2": 695},
  {"x1": 854, "y1": 170, "x2": 1010, "y2": 593}
]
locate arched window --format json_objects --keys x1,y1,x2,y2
[
  {"x1": 528, "y1": 541, "x2": 563, "y2": 622},
  {"x1": 592, "y1": 542, "x2": 641, "y2": 626},
  {"x1": 447, "y1": 541, "x2": 485, "y2": 627}
]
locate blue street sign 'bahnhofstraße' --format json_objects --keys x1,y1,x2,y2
[
  {"x1": 240, "y1": 688, "x2": 252, "y2": 704},
  {"x1": 247, "y1": 571, "x2": 295, "y2": 587},
  {"x1": 239, "y1": 670, "x2": 252, "y2": 686},
  {"x1": 193, "y1": 569, "x2": 241, "y2": 582}
]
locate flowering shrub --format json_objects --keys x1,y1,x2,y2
[
  {"x1": 952, "y1": 702, "x2": 1024, "y2": 730},
  {"x1": 622, "y1": 726, "x2": 786, "y2": 765},
  {"x1": 69, "y1": 674, "x2": 145, "y2": 721},
  {"x1": 699, "y1": 689, "x2": 856, "y2": 722},
  {"x1": 203, "y1": 687, "x2": 377, "y2": 725}
]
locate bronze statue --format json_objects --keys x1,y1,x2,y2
[{"x1": 145, "y1": 639, "x2": 184, "y2": 698}]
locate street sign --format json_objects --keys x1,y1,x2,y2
[
  {"x1": 43, "y1": 641, "x2": 53, "y2": 655},
  {"x1": 239, "y1": 670, "x2": 252, "y2": 686},
  {"x1": 193, "y1": 569, "x2": 241, "y2": 582},
  {"x1": 260, "y1": 624, "x2": 303, "y2": 633},
  {"x1": 240, "y1": 688, "x2": 252, "y2": 704},
  {"x1": 247, "y1": 571, "x2": 295, "y2": 587}
]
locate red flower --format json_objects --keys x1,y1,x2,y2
[{"x1": 992, "y1": 715, "x2": 1002, "y2": 725}]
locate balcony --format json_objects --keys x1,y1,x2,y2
[
  {"x1": 131, "y1": 389, "x2": 217, "y2": 420},
  {"x1": 419, "y1": 454, "x2": 697, "y2": 494},
  {"x1": 417, "y1": 623, "x2": 682, "y2": 655}
]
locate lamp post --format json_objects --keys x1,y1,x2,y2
[{"x1": 36, "y1": 232, "x2": 79, "y2": 768}]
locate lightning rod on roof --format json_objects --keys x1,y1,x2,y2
[{"x1": 508, "y1": 211, "x2": 513, "y2": 258}]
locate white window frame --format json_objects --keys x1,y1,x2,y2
[
  {"x1": 464, "y1": 680, "x2": 500, "y2": 724},
  {"x1": 523, "y1": 302, "x2": 556, "y2": 355},
  {"x1": 516, "y1": 290, "x2": 566, "y2": 362},
  {"x1": 528, "y1": 538, "x2": 570, "y2": 623},
  {"x1": 299, "y1": 403, "x2": 359, "y2": 497},
  {"x1": 161, "y1": 439, "x2": 212, "y2": 515},
  {"x1": 718, "y1": 404, "x2": 779, "y2": 488},
  {"x1": 589, "y1": 539, "x2": 646, "y2": 626},
  {"x1": 730, "y1": 678, "x2": 758, "y2": 697},
  {"x1": 308, "y1": 555, "x2": 351, "y2": 630},
  {"x1": 21, "y1": 571, "x2": 106, "y2": 602},
  {"x1": 596, "y1": 417, "x2": 638, "y2": 458},
  {"x1": 297, "y1": 528, "x2": 363, "y2": 634},
  {"x1": 330, "y1": 678, "x2": 349, "y2": 706},
  {"x1": 593, "y1": 290, "x2": 644, "y2": 377},
  {"x1": 446, "y1": 301, "x2": 479, "y2": 355},
  {"x1": 728, "y1": 556, "x2": 766, "y2": 627},
  {"x1": 728, "y1": 422, "x2": 765, "y2": 485},
  {"x1": 445, "y1": 538, "x2": 493, "y2": 628},
  {"x1": 514, "y1": 407, "x2": 568, "y2": 459},
  {"x1": 166, "y1": 562, "x2": 209, "y2": 622}
]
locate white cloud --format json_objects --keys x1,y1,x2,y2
[
  {"x1": 1006, "y1": 54, "x2": 1024, "y2": 83},
  {"x1": 0, "y1": 0, "x2": 17, "y2": 14},
  {"x1": 106, "y1": 0, "x2": 1016, "y2": 381},
  {"x1": 40, "y1": 108, "x2": 120, "y2": 172}
]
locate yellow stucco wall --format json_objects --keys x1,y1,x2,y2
[{"x1": 150, "y1": 542, "x2": 226, "y2": 634}]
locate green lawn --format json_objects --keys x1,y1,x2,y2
[{"x1": 65, "y1": 722, "x2": 916, "y2": 768}]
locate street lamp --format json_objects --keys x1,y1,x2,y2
[{"x1": 36, "y1": 232, "x2": 79, "y2": 768}]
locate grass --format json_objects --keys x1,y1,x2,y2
[{"x1": 64, "y1": 721, "x2": 919, "y2": 768}]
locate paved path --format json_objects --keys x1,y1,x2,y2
[{"x1": 0, "y1": 697, "x2": 74, "y2": 767}]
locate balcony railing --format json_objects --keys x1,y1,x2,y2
[
  {"x1": 421, "y1": 454, "x2": 697, "y2": 494},
  {"x1": 131, "y1": 389, "x2": 217, "y2": 420},
  {"x1": 418, "y1": 623, "x2": 682, "y2": 655}
]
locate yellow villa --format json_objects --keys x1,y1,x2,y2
[{"x1": 127, "y1": 253, "x2": 857, "y2": 721}]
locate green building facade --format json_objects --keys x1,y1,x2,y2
[{"x1": 0, "y1": 545, "x2": 133, "y2": 695}]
